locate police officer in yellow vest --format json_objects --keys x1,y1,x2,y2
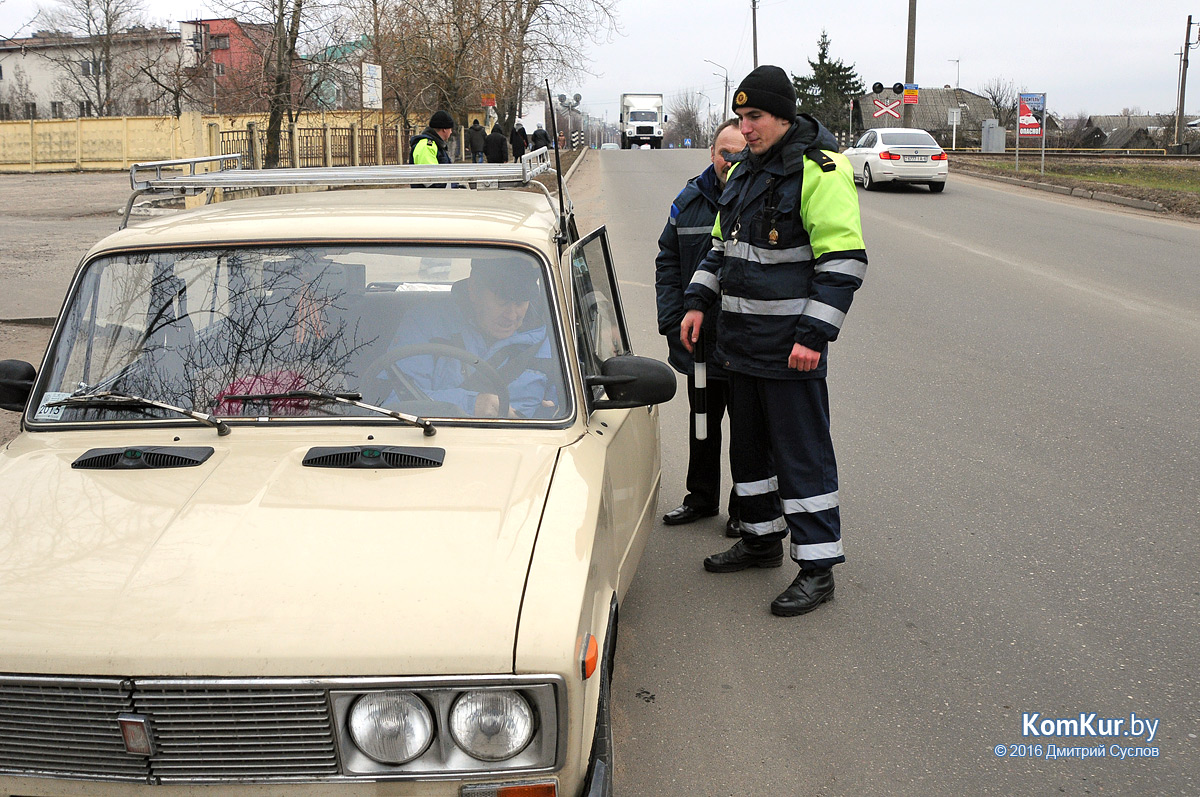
[
  {"x1": 411, "y1": 110, "x2": 455, "y2": 166},
  {"x1": 681, "y1": 65, "x2": 868, "y2": 617}
]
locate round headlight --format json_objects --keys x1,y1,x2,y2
[
  {"x1": 347, "y1": 691, "x2": 434, "y2": 764},
  {"x1": 448, "y1": 690, "x2": 535, "y2": 761}
]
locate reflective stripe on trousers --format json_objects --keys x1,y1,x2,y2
[{"x1": 727, "y1": 372, "x2": 844, "y2": 568}]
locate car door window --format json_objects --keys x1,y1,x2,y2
[{"x1": 564, "y1": 227, "x2": 631, "y2": 402}]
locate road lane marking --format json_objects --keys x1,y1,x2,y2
[{"x1": 862, "y1": 207, "x2": 1200, "y2": 337}]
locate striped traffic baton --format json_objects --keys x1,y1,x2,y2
[{"x1": 694, "y1": 330, "x2": 707, "y2": 441}]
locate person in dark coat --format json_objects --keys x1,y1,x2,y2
[
  {"x1": 655, "y1": 118, "x2": 746, "y2": 535},
  {"x1": 510, "y1": 123, "x2": 529, "y2": 161},
  {"x1": 484, "y1": 124, "x2": 509, "y2": 163},
  {"x1": 466, "y1": 119, "x2": 487, "y2": 163},
  {"x1": 530, "y1": 123, "x2": 553, "y2": 151}
]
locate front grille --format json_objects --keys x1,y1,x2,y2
[
  {"x1": 0, "y1": 678, "x2": 144, "y2": 780},
  {"x1": 0, "y1": 677, "x2": 337, "y2": 783},
  {"x1": 636, "y1": 125, "x2": 653, "y2": 135},
  {"x1": 135, "y1": 685, "x2": 338, "y2": 781}
]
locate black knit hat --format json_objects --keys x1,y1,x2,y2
[
  {"x1": 429, "y1": 109, "x2": 455, "y2": 130},
  {"x1": 732, "y1": 65, "x2": 797, "y2": 121}
]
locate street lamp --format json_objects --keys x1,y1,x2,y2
[
  {"x1": 557, "y1": 93, "x2": 581, "y2": 146},
  {"x1": 705, "y1": 59, "x2": 729, "y2": 117}
]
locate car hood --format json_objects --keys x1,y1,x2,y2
[{"x1": 0, "y1": 432, "x2": 561, "y2": 677}]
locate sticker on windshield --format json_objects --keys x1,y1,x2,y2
[{"x1": 34, "y1": 392, "x2": 71, "y2": 421}]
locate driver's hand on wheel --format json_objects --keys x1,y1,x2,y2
[{"x1": 475, "y1": 392, "x2": 501, "y2": 417}]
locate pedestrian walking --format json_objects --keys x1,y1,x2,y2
[
  {"x1": 466, "y1": 119, "x2": 487, "y2": 163},
  {"x1": 655, "y1": 118, "x2": 747, "y2": 536},
  {"x1": 510, "y1": 123, "x2": 529, "y2": 161},
  {"x1": 530, "y1": 123, "x2": 553, "y2": 151},
  {"x1": 680, "y1": 65, "x2": 868, "y2": 617},
  {"x1": 484, "y1": 124, "x2": 509, "y2": 163}
]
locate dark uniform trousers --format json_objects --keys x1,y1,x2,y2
[
  {"x1": 728, "y1": 373, "x2": 844, "y2": 570},
  {"x1": 685, "y1": 371, "x2": 737, "y2": 519}
]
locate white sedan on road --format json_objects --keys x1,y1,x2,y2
[{"x1": 843, "y1": 127, "x2": 948, "y2": 192}]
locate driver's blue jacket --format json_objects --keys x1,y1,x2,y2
[{"x1": 385, "y1": 282, "x2": 556, "y2": 418}]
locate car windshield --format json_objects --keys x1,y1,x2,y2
[
  {"x1": 31, "y1": 245, "x2": 570, "y2": 426},
  {"x1": 880, "y1": 131, "x2": 938, "y2": 146},
  {"x1": 628, "y1": 111, "x2": 658, "y2": 122}
]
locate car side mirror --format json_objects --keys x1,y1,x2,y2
[
  {"x1": 586, "y1": 355, "x2": 677, "y2": 409},
  {"x1": 0, "y1": 359, "x2": 36, "y2": 412}
]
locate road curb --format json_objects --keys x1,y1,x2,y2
[
  {"x1": 955, "y1": 168, "x2": 1164, "y2": 212},
  {"x1": 0, "y1": 317, "x2": 55, "y2": 326},
  {"x1": 564, "y1": 146, "x2": 588, "y2": 184}
]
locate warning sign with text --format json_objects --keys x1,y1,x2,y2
[{"x1": 1019, "y1": 93, "x2": 1045, "y2": 137}]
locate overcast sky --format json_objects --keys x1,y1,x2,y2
[{"x1": 4, "y1": 0, "x2": 1198, "y2": 120}]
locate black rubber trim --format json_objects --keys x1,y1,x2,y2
[{"x1": 583, "y1": 594, "x2": 618, "y2": 797}]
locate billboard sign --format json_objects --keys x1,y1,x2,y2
[
  {"x1": 1018, "y1": 93, "x2": 1045, "y2": 137},
  {"x1": 361, "y1": 62, "x2": 383, "y2": 110}
]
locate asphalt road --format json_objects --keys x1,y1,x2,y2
[{"x1": 572, "y1": 149, "x2": 1200, "y2": 796}]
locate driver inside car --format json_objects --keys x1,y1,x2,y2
[{"x1": 381, "y1": 257, "x2": 558, "y2": 418}]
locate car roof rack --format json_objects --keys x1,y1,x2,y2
[{"x1": 119, "y1": 148, "x2": 568, "y2": 231}]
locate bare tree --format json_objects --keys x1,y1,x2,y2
[
  {"x1": 3, "y1": 63, "x2": 37, "y2": 118},
  {"x1": 131, "y1": 36, "x2": 209, "y2": 116},
  {"x1": 979, "y1": 77, "x2": 1017, "y2": 127},
  {"x1": 490, "y1": 0, "x2": 618, "y2": 133},
  {"x1": 664, "y1": 91, "x2": 703, "y2": 148},
  {"x1": 38, "y1": 0, "x2": 148, "y2": 116},
  {"x1": 343, "y1": 0, "x2": 618, "y2": 137},
  {"x1": 215, "y1": 0, "x2": 341, "y2": 166}
]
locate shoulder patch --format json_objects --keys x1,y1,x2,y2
[{"x1": 805, "y1": 148, "x2": 837, "y2": 172}]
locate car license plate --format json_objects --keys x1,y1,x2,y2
[{"x1": 902, "y1": 155, "x2": 927, "y2": 162}]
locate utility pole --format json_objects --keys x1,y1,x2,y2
[
  {"x1": 1175, "y1": 15, "x2": 1196, "y2": 147},
  {"x1": 751, "y1": 0, "x2": 759, "y2": 68},
  {"x1": 903, "y1": 0, "x2": 917, "y2": 127}
]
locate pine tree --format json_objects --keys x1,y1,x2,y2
[{"x1": 791, "y1": 31, "x2": 864, "y2": 136}]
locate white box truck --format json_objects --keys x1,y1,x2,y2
[{"x1": 620, "y1": 93, "x2": 665, "y2": 149}]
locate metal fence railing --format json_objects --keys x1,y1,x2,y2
[
  {"x1": 329, "y1": 127, "x2": 352, "y2": 167},
  {"x1": 217, "y1": 123, "x2": 411, "y2": 169},
  {"x1": 297, "y1": 127, "x2": 325, "y2": 168}
]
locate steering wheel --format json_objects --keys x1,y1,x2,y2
[{"x1": 363, "y1": 343, "x2": 511, "y2": 417}]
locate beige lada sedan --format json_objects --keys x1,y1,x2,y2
[{"x1": 0, "y1": 157, "x2": 674, "y2": 797}]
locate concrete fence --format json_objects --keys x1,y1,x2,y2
[{"x1": 0, "y1": 110, "x2": 418, "y2": 173}]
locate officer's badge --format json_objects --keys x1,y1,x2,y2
[
  {"x1": 768, "y1": 227, "x2": 779, "y2": 245},
  {"x1": 735, "y1": 91, "x2": 748, "y2": 106}
]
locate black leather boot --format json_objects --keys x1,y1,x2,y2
[
  {"x1": 663, "y1": 503, "x2": 719, "y2": 525},
  {"x1": 770, "y1": 567, "x2": 835, "y2": 616},
  {"x1": 703, "y1": 539, "x2": 784, "y2": 573},
  {"x1": 724, "y1": 517, "x2": 742, "y2": 538}
]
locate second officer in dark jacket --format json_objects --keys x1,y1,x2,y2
[{"x1": 655, "y1": 118, "x2": 746, "y2": 533}]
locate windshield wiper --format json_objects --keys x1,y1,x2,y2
[
  {"x1": 48, "y1": 391, "x2": 231, "y2": 436},
  {"x1": 221, "y1": 390, "x2": 436, "y2": 437}
]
